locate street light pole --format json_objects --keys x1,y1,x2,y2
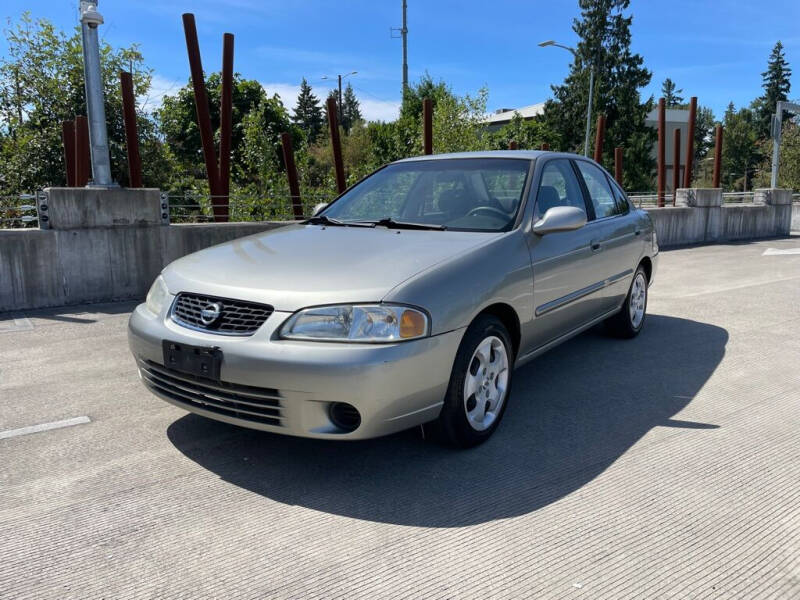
[
  {"x1": 539, "y1": 40, "x2": 593, "y2": 157},
  {"x1": 79, "y1": 0, "x2": 115, "y2": 186},
  {"x1": 583, "y1": 65, "x2": 594, "y2": 158}
]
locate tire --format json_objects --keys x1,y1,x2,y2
[
  {"x1": 435, "y1": 315, "x2": 514, "y2": 448},
  {"x1": 605, "y1": 265, "x2": 648, "y2": 338}
]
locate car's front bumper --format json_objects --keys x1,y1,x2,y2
[{"x1": 128, "y1": 303, "x2": 464, "y2": 439}]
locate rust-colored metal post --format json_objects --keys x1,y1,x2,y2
[
  {"x1": 712, "y1": 125, "x2": 723, "y2": 188},
  {"x1": 672, "y1": 128, "x2": 681, "y2": 205},
  {"x1": 422, "y1": 97, "x2": 433, "y2": 155},
  {"x1": 326, "y1": 96, "x2": 346, "y2": 194},
  {"x1": 75, "y1": 115, "x2": 91, "y2": 187},
  {"x1": 657, "y1": 98, "x2": 666, "y2": 207},
  {"x1": 119, "y1": 71, "x2": 143, "y2": 188},
  {"x1": 541, "y1": 143, "x2": 550, "y2": 151},
  {"x1": 683, "y1": 96, "x2": 697, "y2": 188},
  {"x1": 218, "y1": 32, "x2": 234, "y2": 222},
  {"x1": 593, "y1": 114, "x2": 606, "y2": 163},
  {"x1": 281, "y1": 132, "x2": 303, "y2": 220},
  {"x1": 508, "y1": 141, "x2": 518, "y2": 150},
  {"x1": 182, "y1": 13, "x2": 222, "y2": 216},
  {"x1": 62, "y1": 120, "x2": 77, "y2": 187},
  {"x1": 614, "y1": 147, "x2": 623, "y2": 185}
]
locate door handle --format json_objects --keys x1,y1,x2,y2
[
  {"x1": 590, "y1": 240, "x2": 602, "y2": 252},
  {"x1": 634, "y1": 229, "x2": 641, "y2": 236}
]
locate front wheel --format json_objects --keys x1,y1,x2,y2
[
  {"x1": 605, "y1": 265, "x2": 648, "y2": 338},
  {"x1": 435, "y1": 315, "x2": 514, "y2": 448}
]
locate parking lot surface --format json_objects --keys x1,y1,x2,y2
[{"x1": 1, "y1": 237, "x2": 799, "y2": 599}]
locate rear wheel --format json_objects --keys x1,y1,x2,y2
[
  {"x1": 435, "y1": 315, "x2": 513, "y2": 448},
  {"x1": 605, "y1": 265, "x2": 648, "y2": 338}
]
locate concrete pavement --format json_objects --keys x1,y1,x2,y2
[{"x1": 1, "y1": 237, "x2": 799, "y2": 598}]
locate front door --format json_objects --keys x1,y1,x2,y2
[{"x1": 525, "y1": 159, "x2": 602, "y2": 351}]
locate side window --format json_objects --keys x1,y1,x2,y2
[
  {"x1": 575, "y1": 161, "x2": 622, "y2": 219},
  {"x1": 609, "y1": 179, "x2": 631, "y2": 215},
  {"x1": 535, "y1": 160, "x2": 587, "y2": 218}
]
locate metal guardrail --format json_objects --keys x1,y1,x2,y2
[
  {"x1": 0, "y1": 192, "x2": 48, "y2": 229},
  {"x1": 163, "y1": 192, "x2": 334, "y2": 224},
  {"x1": 629, "y1": 190, "x2": 785, "y2": 208}
]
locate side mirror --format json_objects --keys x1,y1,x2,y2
[
  {"x1": 313, "y1": 202, "x2": 329, "y2": 216},
  {"x1": 532, "y1": 206, "x2": 587, "y2": 235}
]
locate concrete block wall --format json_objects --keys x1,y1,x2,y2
[{"x1": 0, "y1": 188, "x2": 284, "y2": 312}]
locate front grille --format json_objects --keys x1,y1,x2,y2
[
  {"x1": 138, "y1": 360, "x2": 283, "y2": 427},
  {"x1": 171, "y1": 292, "x2": 273, "y2": 335}
]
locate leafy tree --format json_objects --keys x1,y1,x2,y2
[
  {"x1": 341, "y1": 83, "x2": 362, "y2": 134},
  {"x1": 661, "y1": 78, "x2": 684, "y2": 107},
  {"x1": 755, "y1": 122, "x2": 800, "y2": 190},
  {"x1": 542, "y1": 0, "x2": 655, "y2": 191},
  {"x1": 0, "y1": 13, "x2": 167, "y2": 194},
  {"x1": 491, "y1": 112, "x2": 561, "y2": 151},
  {"x1": 291, "y1": 78, "x2": 324, "y2": 143},
  {"x1": 752, "y1": 41, "x2": 792, "y2": 138},
  {"x1": 689, "y1": 105, "x2": 716, "y2": 182},
  {"x1": 157, "y1": 73, "x2": 271, "y2": 188},
  {"x1": 431, "y1": 87, "x2": 490, "y2": 153},
  {"x1": 720, "y1": 103, "x2": 761, "y2": 190}
]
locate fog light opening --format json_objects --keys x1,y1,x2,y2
[{"x1": 329, "y1": 402, "x2": 361, "y2": 432}]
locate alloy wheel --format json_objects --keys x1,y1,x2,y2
[{"x1": 463, "y1": 336, "x2": 509, "y2": 431}]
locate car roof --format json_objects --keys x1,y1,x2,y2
[{"x1": 394, "y1": 150, "x2": 588, "y2": 163}]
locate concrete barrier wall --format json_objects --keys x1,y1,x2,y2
[
  {"x1": 0, "y1": 187, "x2": 795, "y2": 313},
  {"x1": 792, "y1": 204, "x2": 800, "y2": 232},
  {"x1": 0, "y1": 189, "x2": 286, "y2": 312},
  {"x1": 644, "y1": 188, "x2": 793, "y2": 248}
]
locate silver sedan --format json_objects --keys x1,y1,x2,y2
[{"x1": 129, "y1": 151, "x2": 658, "y2": 447}]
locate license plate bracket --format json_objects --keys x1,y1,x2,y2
[{"x1": 162, "y1": 340, "x2": 222, "y2": 381}]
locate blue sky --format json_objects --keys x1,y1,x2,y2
[{"x1": 2, "y1": 0, "x2": 799, "y2": 121}]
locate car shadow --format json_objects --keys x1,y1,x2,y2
[{"x1": 166, "y1": 314, "x2": 727, "y2": 528}]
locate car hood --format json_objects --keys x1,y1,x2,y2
[{"x1": 162, "y1": 223, "x2": 501, "y2": 311}]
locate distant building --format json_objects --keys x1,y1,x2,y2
[
  {"x1": 486, "y1": 103, "x2": 691, "y2": 191},
  {"x1": 485, "y1": 103, "x2": 545, "y2": 131},
  {"x1": 645, "y1": 108, "x2": 689, "y2": 192}
]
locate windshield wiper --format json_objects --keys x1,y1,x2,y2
[
  {"x1": 304, "y1": 215, "x2": 374, "y2": 228},
  {"x1": 370, "y1": 217, "x2": 447, "y2": 231}
]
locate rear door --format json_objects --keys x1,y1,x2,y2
[
  {"x1": 573, "y1": 159, "x2": 641, "y2": 313},
  {"x1": 525, "y1": 159, "x2": 600, "y2": 351}
]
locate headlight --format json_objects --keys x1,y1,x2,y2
[
  {"x1": 145, "y1": 275, "x2": 170, "y2": 316},
  {"x1": 280, "y1": 304, "x2": 429, "y2": 342}
]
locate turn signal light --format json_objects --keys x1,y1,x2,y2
[{"x1": 400, "y1": 309, "x2": 426, "y2": 338}]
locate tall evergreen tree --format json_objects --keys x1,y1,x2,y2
[
  {"x1": 292, "y1": 78, "x2": 324, "y2": 143},
  {"x1": 341, "y1": 83, "x2": 362, "y2": 134},
  {"x1": 753, "y1": 41, "x2": 792, "y2": 138},
  {"x1": 542, "y1": 0, "x2": 654, "y2": 191},
  {"x1": 661, "y1": 77, "x2": 684, "y2": 107}
]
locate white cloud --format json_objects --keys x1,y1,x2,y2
[
  {"x1": 262, "y1": 82, "x2": 400, "y2": 123},
  {"x1": 142, "y1": 74, "x2": 184, "y2": 113}
]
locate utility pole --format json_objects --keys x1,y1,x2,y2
[
  {"x1": 391, "y1": 1, "x2": 408, "y2": 96},
  {"x1": 321, "y1": 72, "x2": 357, "y2": 130},
  {"x1": 79, "y1": 0, "x2": 115, "y2": 186},
  {"x1": 402, "y1": 0, "x2": 408, "y2": 94}
]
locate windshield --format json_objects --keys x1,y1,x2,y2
[{"x1": 321, "y1": 158, "x2": 531, "y2": 231}]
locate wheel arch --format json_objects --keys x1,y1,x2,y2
[
  {"x1": 639, "y1": 256, "x2": 653, "y2": 282},
  {"x1": 471, "y1": 302, "x2": 521, "y2": 358}
]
